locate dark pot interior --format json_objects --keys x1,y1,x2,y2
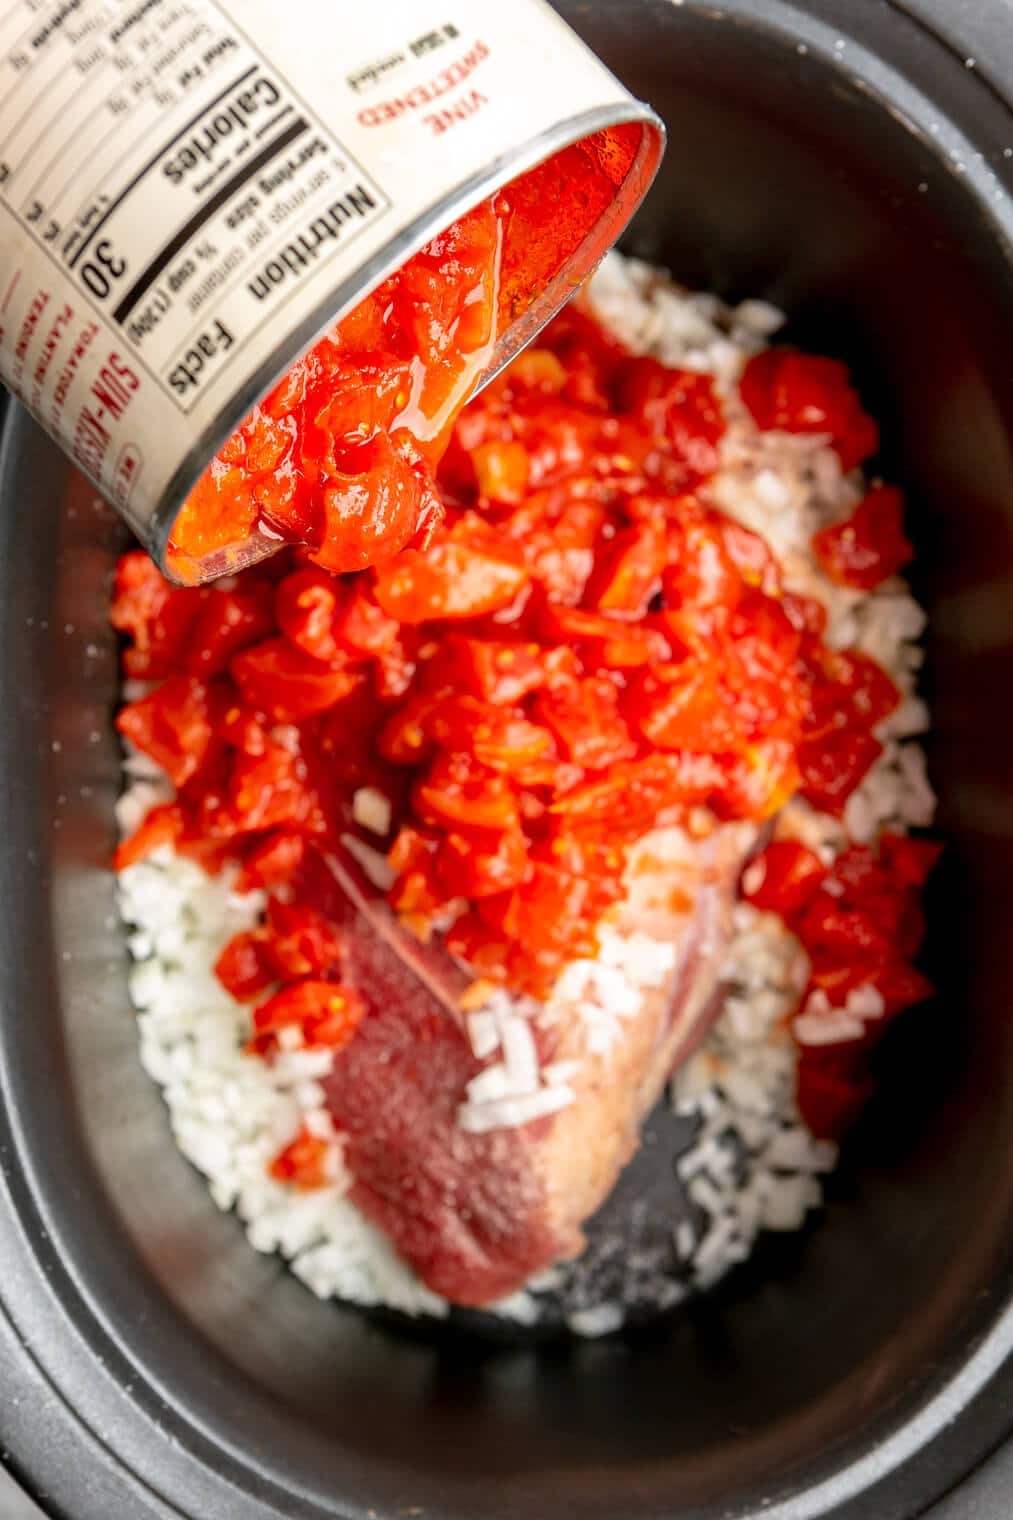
[{"x1": 0, "y1": 3, "x2": 1011, "y2": 1518}]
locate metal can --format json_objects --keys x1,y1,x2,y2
[{"x1": 0, "y1": 0, "x2": 664, "y2": 581}]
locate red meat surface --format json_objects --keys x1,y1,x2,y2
[{"x1": 303, "y1": 829, "x2": 752, "y2": 1305}]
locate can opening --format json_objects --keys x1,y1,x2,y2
[{"x1": 162, "y1": 121, "x2": 660, "y2": 585}]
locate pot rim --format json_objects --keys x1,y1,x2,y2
[{"x1": 0, "y1": 3, "x2": 1011, "y2": 1518}]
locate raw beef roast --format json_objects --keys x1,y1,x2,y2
[{"x1": 304, "y1": 824, "x2": 755, "y2": 1306}]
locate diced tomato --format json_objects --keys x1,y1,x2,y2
[
  {"x1": 740, "y1": 349, "x2": 879, "y2": 472},
  {"x1": 372, "y1": 631, "x2": 417, "y2": 701},
  {"x1": 813, "y1": 486, "x2": 913, "y2": 590},
  {"x1": 494, "y1": 862, "x2": 603, "y2": 957},
  {"x1": 740, "y1": 840, "x2": 827, "y2": 922},
  {"x1": 796, "y1": 889, "x2": 894, "y2": 962},
  {"x1": 333, "y1": 584, "x2": 400, "y2": 657},
  {"x1": 245, "y1": 408, "x2": 297, "y2": 474},
  {"x1": 626, "y1": 663, "x2": 740, "y2": 754},
  {"x1": 168, "y1": 194, "x2": 507, "y2": 578},
  {"x1": 534, "y1": 677, "x2": 637, "y2": 769},
  {"x1": 502, "y1": 346, "x2": 568, "y2": 395},
  {"x1": 798, "y1": 730, "x2": 883, "y2": 815},
  {"x1": 586, "y1": 522, "x2": 668, "y2": 614},
  {"x1": 274, "y1": 568, "x2": 342, "y2": 662},
  {"x1": 540, "y1": 603, "x2": 669, "y2": 669},
  {"x1": 536, "y1": 826, "x2": 626, "y2": 882},
  {"x1": 505, "y1": 402, "x2": 605, "y2": 491},
  {"x1": 781, "y1": 591, "x2": 828, "y2": 636},
  {"x1": 717, "y1": 739, "x2": 801, "y2": 821},
  {"x1": 236, "y1": 830, "x2": 306, "y2": 892},
  {"x1": 879, "y1": 832, "x2": 943, "y2": 888},
  {"x1": 206, "y1": 745, "x2": 317, "y2": 837},
  {"x1": 424, "y1": 695, "x2": 555, "y2": 775},
  {"x1": 804, "y1": 646, "x2": 899, "y2": 740},
  {"x1": 472, "y1": 439, "x2": 530, "y2": 503},
  {"x1": 444, "y1": 912, "x2": 512, "y2": 982},
  {"x1": 110, "y1": 550, "x2": 175, "y2": 646},
  {"x1": 215, "y1": 928, "x2": 276, "y2": 1001},
  {"x1": 437, "y1": 827, "x2": 529, "y2": 898},
  {"x1": 388, "y1": 863, "x2": 447, "y2": 920},
  {"x1": 735, "y1": 584, "x2": 802, "y2": 662},
  {"x1": 819, "y1": 847, "x2": 922, "y2": 952},
  {"x1": 216, "y1": 699, "x2": 269, "y2": 756},
  {"x1": 805, "y1": 958, "x2": 874, "y2": 1010},
  {"x1": 183, "y1": 585, "x2": 276, "y2": 677},
  {"x1": 269, "y1": 1126, "x2": 335, "y2": 1190},
  {"x1": 663, "y1": 518, "x2": 741, "y2": 612},
  {"x1": 390, "y1": 195, "x2": 498, "y2": 375},
  {"x1": 719, "y1": 520, "x2": 781, "y2": 596},
  {"x1": 550, "y1": 750, "x2": 726, "y2": 826},
  {"x1": 414, "y1": 751, "x2": 520, "y2": 834},
  {"x1": 377, "y1": 688, "x2": 444, "y2": 764},
  {"x1": 444, "y1": 636, "x2": 553, "y2": 705},
  {"x1": 111, "y1": 551, "x2": 203, "y2": 678},
  {"x1": 386, "y1": 825, "x2": 447, "y2": 918},
  {"x1": 538, "y1": 301, "x2": 628, "y2": 385},
  {"x1": 253, "y1": 979, "x2": 365, "y2": 1049},
  {"x1": 781, "y1": 818, "x2": 937, "y2": 1091},
  {"x1": 310, "y1": 454, "x2": 444, "y2": 578},
  {"x1": 805, "y1": 956, "x2": 932, "y2": 1020},
  {"x1": 520, "y1": 499, "x2": 606, "y2": 604},
  {"x1": 174, "y1": 827, "x2": 237, "y2": 877},
  {"x1": 263, "y1": 899, "x2": 344, "y2": 981},
  {"x1": 116, "y1": 674, "x2": 215, "y2": 788},
  {"x1": 113, "y1": 802, "x2": 184, "y2": 870},
  {"x1": 373, "y1": 516, "x2": 528, "y2": 622},
  {"x1": 389, "y1": 823, "x2": 439, "y2": 876},
  {"x1": 231, "y1": 638, "x2": 363, "y2": 723},
  {"x1": 827, "y1": 844, "x2": 894, "y2": 904},
  {"x1": 618, "y1": 356, "x2": 724, "y2": 480}
]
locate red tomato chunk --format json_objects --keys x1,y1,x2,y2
[
  {"x1": 742, "y1": 833, "x2": 938, "y2": 1139},
  {"x1": 269, "y1": 1125, "x2": 337, "y2": 1190},
  {"x1": 813, "y1": 486, "x2": 913, "y2": 590},
  {"x1": 739, "y1": 349, "x2": 879, "y2": 472}
]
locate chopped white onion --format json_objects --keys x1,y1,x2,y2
[
  {"x1": 466, "y1": 1010, "x2": 500, "y2": 1060},
  {"x1": 500, "y1": 1017, "x2": 539, "y2": 1096},
  {"x1": 464, "y1": 1063, "x2": 513, "y2": 1105},
  {"x1": 351, "y1": 787, "x2": 392, "y2": 836},
  {"x1": 794, "y1": 1012, "x2": 865, "y2": 1046},
  {"x1": 457, "y1": 1084, "x2": 575, "y2": 1134},
  {"x1": 338, "y1": 833, "x2": 396, "y2": 890}
]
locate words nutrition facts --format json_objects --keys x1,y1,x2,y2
[
  {"x1": 0, "y1": 1, "x2": 389, "y2": 411},
  {"x1": 0, "y1": 0, "x2": 387, "y2": 423}
]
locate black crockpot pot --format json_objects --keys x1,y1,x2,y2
[{"x1": 0, "y1": 2, "x2": 1011, "y2": 1517}]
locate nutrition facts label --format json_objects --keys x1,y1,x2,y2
[
  {"x1": 0, "y1": 0, "x2": 648, "y2": 570},
  {"x1": 0, "y1": 0, "x2": 387, "y2": 419}
]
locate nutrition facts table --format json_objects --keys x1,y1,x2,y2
[
  {"x1": 0, "y1": 0, "x2": 388, "y2": 412},
  {"x1": 0, "y1": 0, "x2": 640, "y2": 558}
]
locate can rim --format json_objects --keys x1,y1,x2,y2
[{"x1": 148, "y1": 99, "x2": 665, "y2": 580}]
